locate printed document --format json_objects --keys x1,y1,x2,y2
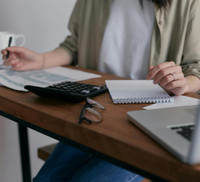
[{"x1": 0, "y1": 66, "x2": 101, "y2": 91}]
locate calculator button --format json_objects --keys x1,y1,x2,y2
[
  {"x1": 81, "y1": 90, "x2": 90, "y2": 94},
  {"x1": 92, "y1": 86, "x2": 100, "y2": 90}
]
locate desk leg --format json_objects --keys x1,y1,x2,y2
[{"x1": 18, "y1": 124, "x2": 32, "y2": 182}]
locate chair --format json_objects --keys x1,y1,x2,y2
[{"x1": 38, "y1": 143, "x2": 57, "y2": 161}]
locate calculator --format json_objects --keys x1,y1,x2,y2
[{"x1": 24, "y1": 81, "x2": 108, "y2": 102}]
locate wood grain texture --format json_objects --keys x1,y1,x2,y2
[{"x1": 0, "y1": 66, "x2": 199, "y2": 182}]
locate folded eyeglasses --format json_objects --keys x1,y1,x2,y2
[{"x1": 79, "y1": 97, "x2": 105, "y2": 124}]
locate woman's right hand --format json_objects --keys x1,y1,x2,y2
[{"x1": 1, "y1": 46, "x2": 44, "y2": 71}]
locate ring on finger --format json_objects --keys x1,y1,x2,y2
[{"x1": 170, "y1": 73, "x2": 176, "y2": 81}]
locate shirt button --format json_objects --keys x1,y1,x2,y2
[{"x1": 158, "y1": 21, "x2": 162, "y2": 25}]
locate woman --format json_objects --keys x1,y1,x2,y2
[{"x1": 2, "y1": 0, "x2": 200, "y2": 181}]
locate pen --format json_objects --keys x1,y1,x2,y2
[{"x1": 6, "y1": 36, "x2": 12, "y2": 59}]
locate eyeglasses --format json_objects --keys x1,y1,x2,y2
[{"x1": 79, "y1": 98, "x2": 105, "y2": 124}]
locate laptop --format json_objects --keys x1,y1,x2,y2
[{"x1": 127, "y1": 104, "x2": 200, "y2": 164}]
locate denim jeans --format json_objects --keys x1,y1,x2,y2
[{"x1": 33, "y1": 142, "x2": 144, "y2": 182}]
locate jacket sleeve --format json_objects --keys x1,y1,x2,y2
[
  {"x1": 181, "y1": 0, "x2": 200, "y2": 79},
  {"x1": 59, "y1": 0, "x2": 81, "y2": 65}
]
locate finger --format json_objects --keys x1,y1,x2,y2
[
  {"x1": 5, "y1": 46, "x2": 25, "y2": 55},
  {"x1": 147, "y1": 61, "x2": 176, "y2": 80},
  {"x1": 12, "y1": 61, "x2": 35, "y2": 71},
  {"x1": 2, "y1": 49, "x2": 17, "y2": 61},
  {"x1": 3, "y1": 54, "x2": 17, "y2": 63},
  {"x1": 3, "y1": 60, "x2": 11, "y2": 66},
  {"x1": 4, "y1": 59, "x2": 19, "y2": 66},
  {"x1": 3, "y1": 54, "x2": 18, "y2": 66},
  {"x1": 10, "y1": 59, "x2": 20, "y2": 65},
  {"x1": 12, "y1": 62, "x2": 24, "y2": 71},
  {"x1": 151, "y1": 62, "x2": 176, "y2": 80},
  {"x1": 159, "y1": 72, "x2": 184, "y2": 87},
  {"x1": 165, "y1": 79, "x2": 186, "y2": 91},
  {"x1": 2, "y1": 55, "x2": 8, "y2": 61},
  {"x1": 13, "y1": 63, "x2": 36, "y2": 71},
  {"x1": 153, "y1": 65, "x2": 182, "y2": 84},
  {"x1": 170, "y1": 87, "x2": 187, "y2": 96},
  {"x1": 1, "y1": 49, "x2": 8, "y2": 56},
  {"x1": 149, "y1": 65, "x2": 154, "y2": 71},
  {"x1": 147, "y1": 66, "x2": 154, "y2": 79}
]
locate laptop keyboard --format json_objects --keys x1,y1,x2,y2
[{"x1": 171, "y1": 124, "x2": 195, "y2": 141}]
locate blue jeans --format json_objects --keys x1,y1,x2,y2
[{"x1": 33, "y1": 142, "x2": 144, "y2": 182}]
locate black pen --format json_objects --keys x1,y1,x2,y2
[{"x1": 6, "y1": 36, "x2": 12, "y2": 59}]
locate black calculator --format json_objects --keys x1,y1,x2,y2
[{"x1": 24, "y1": 81, "x2": 108, "y2": 102}]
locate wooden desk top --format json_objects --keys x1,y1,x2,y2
[{"x1": 0, "y1": 66, "x2": 199, "y2": 182}]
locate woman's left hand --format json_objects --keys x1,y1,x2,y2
[{"x1": 146, "y1": 61, "x2": 188, "y2": 95}]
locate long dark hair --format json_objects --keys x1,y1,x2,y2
[{"x1": 140, "y1": 0, "x2": 171, "y2": 8}]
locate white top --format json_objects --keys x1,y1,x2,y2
[{"x1": 98, "y1": 0, "x2": 155, "y2": 79}]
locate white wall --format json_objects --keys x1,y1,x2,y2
[{"x1": 0, "y1": 0, "x2": 76, "y2": 181}]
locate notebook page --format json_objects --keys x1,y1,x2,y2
[{"x1": 105, "y1": 80, "x2": 174, "y2": 104}]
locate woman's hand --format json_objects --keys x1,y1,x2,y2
[
  {"x1": 146, "y1": 61, "x2": 188, "y2": 95},
  {"x1": 1, "y1": 46, "x2": 44, "y2": 71}
]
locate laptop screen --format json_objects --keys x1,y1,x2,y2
[{"x1": 188, "y1": 104, "x2": 200, "y2": 164}]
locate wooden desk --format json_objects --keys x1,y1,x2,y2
[{"x1": 0, "y1": 66, "x2": 199, "y2": 182}]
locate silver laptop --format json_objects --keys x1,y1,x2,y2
[{"x1": 127, "y1": 104, "x2": 200, "y2": 164}]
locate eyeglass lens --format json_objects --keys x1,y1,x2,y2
[
  {"x1": 87, "y1": 98, "x2": 105, "y2": 109},
  {"x1": 84, "y1": 107, "x2": 103, "y2": 123}
]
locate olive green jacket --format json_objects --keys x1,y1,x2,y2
[{"x1": 60, "y1": 0, "x2": 200, "y2": 79}]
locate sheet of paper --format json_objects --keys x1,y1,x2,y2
[
  {"x1": 143, "y1": 96, "x2": 199, "y2": 110},
  {"x1": 0, "y1": 66, "x2": 101, "y2": 91}
]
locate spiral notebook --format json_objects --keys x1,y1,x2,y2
[{"x1": 105, "y1": 80, "x2": 174, "y2": 104}]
